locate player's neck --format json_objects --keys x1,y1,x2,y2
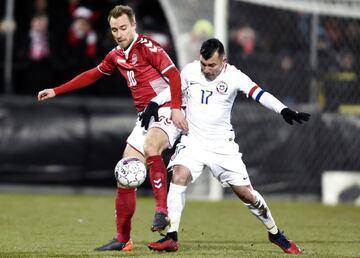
[{"x1": 123, "y1": 33, "x2": 138, "y2": 51}]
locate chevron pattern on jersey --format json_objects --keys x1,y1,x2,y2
[{"x1": 139, "y1": 38, "x2": 158, "y2": 52}]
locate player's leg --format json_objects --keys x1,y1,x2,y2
[
  {"x1": 95, "y1": 145, "x2": 144, "y2": 251},
  {"x1": 232, "y1": 185, "x2": 278, "y2": 233},
  {"x1": 209, "y1": 151, "x2": 278, "y2": 234},
  {"x1": 149, "y1": 142, "x2": 204, "y2": 252},
  {"x1": 213, "y1": 151, "x2": 301, "y2": 254},
  {"x1": 233, "y1": 185, "x2": 301, "y2": 254},
  {"x1": 144, "y1": 127, "x2": 172, "y2": 231},
  {"x1": 144, "y1": 107, "x2": 183, "y2": 232},
  {"x1": 228, "y1": 183, "x2": 301, "y2": 254},
  {"x1": 148, "y1": 164, "x2": 192, "y2": 252}
]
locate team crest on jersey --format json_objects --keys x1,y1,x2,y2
[
  {"x1": 131, "y1": 54, "x2": 138, "y2": 65},
  {"x1": 216, "y1": 81, "x2": 228, "y2": 94}
]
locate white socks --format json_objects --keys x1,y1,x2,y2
[
  {"x1": 167, "y1": 183, "x2": 187, "y2": 232},
  {"x1": 167, "y1": 184, "x2": 278, "y2": 235},
  {"x1": 245, "y1": 190, "x2": 278, "y2": 235}
]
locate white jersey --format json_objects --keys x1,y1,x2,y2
[{"x1": 180, "y1": 60, "x2": 286, "y2": 152}]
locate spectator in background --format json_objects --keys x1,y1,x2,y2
[
  {"x1": 20, "y1": 13, "x2": 54, "y2": 93},
  {"x1": 324, "y1": 49, "x2": 358, "y2": 110},
  {"x1": 337, "y1": 50, "x2": 357, "y2": 72},
  {"x1": 28, "y1": 13, "x2": 50, "y2": 62},
  {"x1": 68, "y1": 6, "x2": 97, "y2": 57},
  {"x1": 230, "y1": 25, "x2": 257, "y2": 56},
  {"x1": 66, "y1": 6, "x2": 98, "y2": 76},
  {"x1": 15, "y1": 8, "x2": 56, "y2": 94},
  {"x1": 185, "y1": 19, "x2": 213, "y2": 64}
]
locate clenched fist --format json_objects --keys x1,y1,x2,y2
[{"x1": 38, "y1": 89, "x2": 56, "y2": 101}]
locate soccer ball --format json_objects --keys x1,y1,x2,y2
[{"x1": 114, "y1": 157, "x2": 147, "y2": 188}]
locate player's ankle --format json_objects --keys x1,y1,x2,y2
[
  {"x1": 155, "y1": 207, "x2": 168, "y2": 215},
  {"x1": 167, "y1": 231, "x2": 178, "y2": 241}
]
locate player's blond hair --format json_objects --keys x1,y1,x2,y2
[{"x1": 107, "y1": 5, "x2": 136, "y2": 24}]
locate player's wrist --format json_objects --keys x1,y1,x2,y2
[{"x1": 53, "y1": 87, "x2": 60, "y2": 96}]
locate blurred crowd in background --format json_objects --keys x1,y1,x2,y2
[
  {"x1": 226, "y1": 1, "x2": 360, "y2": 107},
  {"x1": 0, "y1": 0, "x2": 359, "y2": 109}
]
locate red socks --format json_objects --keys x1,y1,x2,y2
[
  {"x1": 146, "y1": 155, "x2": 168, "y2": 214},
  {"x1": 115, "y1": 187, "x2": 136, "y2": 243},
  {"x1": 115, "y1": 155, "x2": 167, "y2": 243}
]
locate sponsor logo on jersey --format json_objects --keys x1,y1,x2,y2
[
  {"x1": 131, "y1": 54, "x2": 137, "y2": 65},
  {"x1": 216, "y1": 81, "x2": 228, "y2": 94}
]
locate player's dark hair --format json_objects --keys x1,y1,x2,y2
[
  {"x1": 108, "y1": 5, "x2": 135, "y2": 24},
  {"x1": 200, "y1": 38, "x2": 225, "y2": 60}
]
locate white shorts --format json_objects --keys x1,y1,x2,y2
[
  {"x1": 168, "y1": 140, "x2": 251, "y2": 187},
  {"x1": 126, "y1": 107, "x2": 183, "y2": 155}
]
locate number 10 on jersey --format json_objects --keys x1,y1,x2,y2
[{"x1": 127, "y1": 70, "x2": 137, "y2": 86}]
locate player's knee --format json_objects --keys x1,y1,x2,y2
[
  {"x1": 143, "y1": 140, "x2": 165, "y2": 157},
  {"x1": 144, "y1": 130, "x2": 168, "y2": 157},
  {"x1": 171, "y1": 166, "x2": 191, "y2": 186},
  {"x1": 143, "y1": 142, "x2": 157, "y2": 157}
]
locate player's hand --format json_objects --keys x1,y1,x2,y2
[
  {"x1": 281, "y1": 108, "x2": 310, "y2": 125},
  {"x1": 171, "y1": 108, "x2": 188, "y2": 134},
  {"x1": 38, "y1": 89, "x2": 56, "y2": 101},
  {"x1": 139, "y1": 101, "x2": 159, "y2": 130}
]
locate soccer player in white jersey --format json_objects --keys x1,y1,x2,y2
[{"x1": 148, "y1": 38, "x2": 310, "y2": 254}]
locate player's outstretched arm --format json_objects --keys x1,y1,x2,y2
[
  {"x1": 280, "y1": 108, "x2": 311, "y2": 125},
  {"x1": 246, "y1": 85, "x2": 310, "y2": 125},
  {"x1": 37, "y1": 67, "x2": 103, "y2": 101},
  {"x1": 38, "y1": 89, "x2": 56, "y2": 101}
]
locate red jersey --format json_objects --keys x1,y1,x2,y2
[{"x1": 98, "y1": 34, "x2": 177, "y2": 112}]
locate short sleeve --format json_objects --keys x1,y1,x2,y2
[{"x1": 233, "y1": 68, "x2": 258, "y2": 96}]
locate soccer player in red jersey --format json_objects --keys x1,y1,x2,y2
[{"x1": 38, "y1": 5, "x2": 188, "y2": 251}]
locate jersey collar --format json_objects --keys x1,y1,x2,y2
[{"x1": 123, "y1": 33, "x2": 139, "y2": 59}]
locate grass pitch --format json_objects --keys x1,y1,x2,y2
[{"x1": 0, "y1": 192, "x2": 359, "y2": 258}]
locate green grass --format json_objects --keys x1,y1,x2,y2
[{"x1": 0, "y1": 192, "x2": 359, "y2": 258}]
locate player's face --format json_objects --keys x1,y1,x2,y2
[
  {"x1": 109, "y1": 15, "x2": 136, "y2": 49},
  {"x1": 200, "y1": 51, "x2": 225, "y2": 81}
]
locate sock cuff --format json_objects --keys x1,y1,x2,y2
[
  {"x1": 267, "y1": 226, "x2": 279, "y2": 235},
  {"x1": 117, "y1": 187, "x2": 136, "y2": 194},
  {"x1": 146, "y1": 155, "x2": 163, "y2": 164},
  {"x1": 169, "y1": 183, "x2": 187, "y2": 193}
]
